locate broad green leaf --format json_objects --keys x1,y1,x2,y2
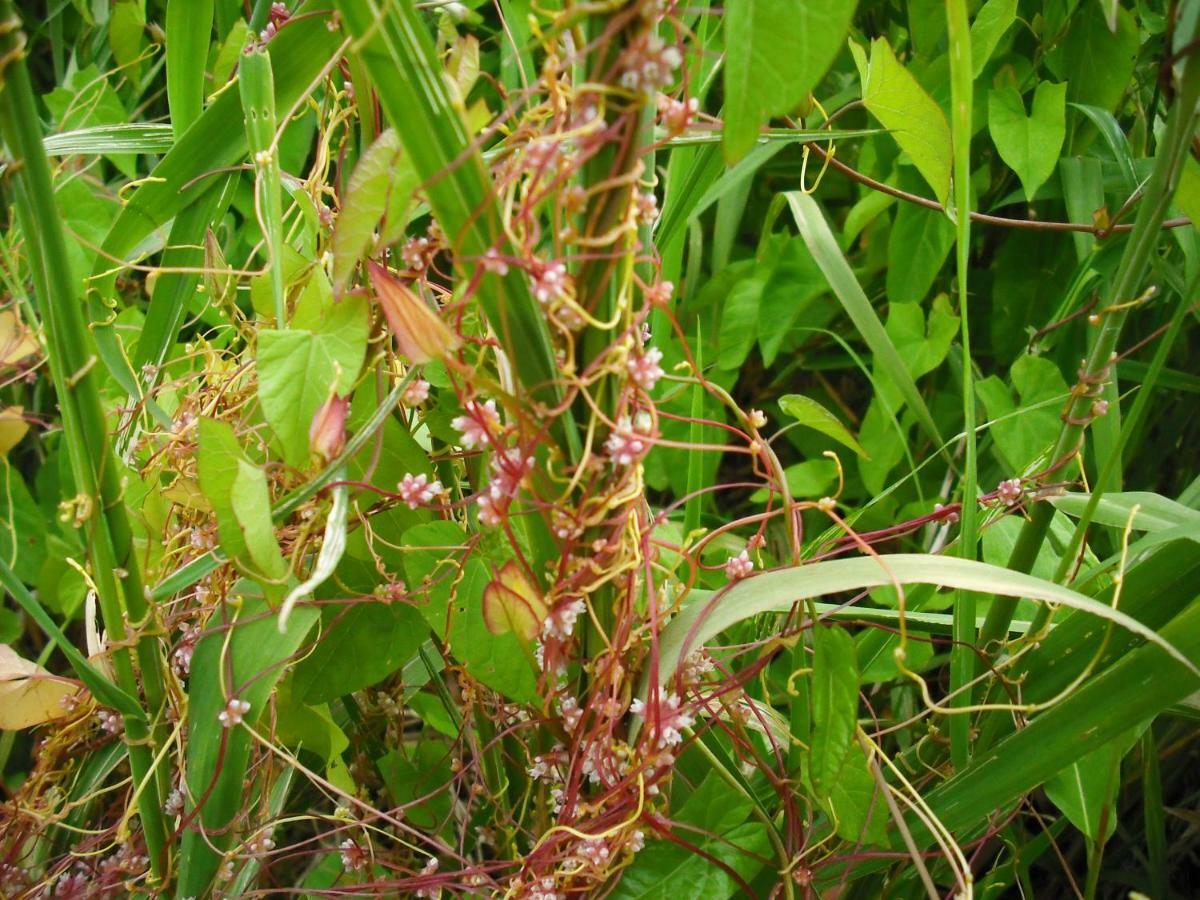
[
  {"x1": 379, "y1": 740, "x2": 454, "y2": 829},
  {"x1": 723, "y1": 0, "x2": 857, "y2": 162},
  {"x1": 988, "y1": 82, "x2": 1067, "y2": 202},
  {"x1": 716, "y1": 274, "x2": 765, "y2": 370},
  {"x1": 858, "y1": 296, "x2": 959, "y2": 491},
  {"x1": 275, "y1": 678, "x2": 351, "y2": 765},
  {"x1": 230, "y1": 459, "x2": 290, "y2": 584},
  {"x1": 1050, "y1": 491, "x2": 1200, "y2": 535},
  {"x1": 331, "y1": 128, "x2": 405, "y2": 294},
  {"x1": 976, "y1": 354, "x2": 1069, "y2": 473},
  {"x1": 1045, "y1": 4, "x2": 1138, "y2": 112},
  {"x1": 179, "y1": 591, "x2": 320, "y2": 895},
  {"x1": 197, "y1": 418, "x2": 252, "y2": 562},
  {"x1": 779, "y1": 394, "x2": 867, "y2": 458},
  {"x1": 197, "y1": 418, "x2": 287, "y2": 595},
  {"x1": 611, "y1": 772, "x2": 770, "y2": 898},
  {"x1": 757, "y1": 237, "x2": 827, "y2": 366},
  {"x1": 402, "y1": 522, "x2": 538, "y2": 703},
  {"x1": 294, "y1": 595, "x2": 422, "y2": 710},
  {"x1": 256, "y1": 296, "x2": 367, "y2": 467},
  {"x1": 810, "y1": 626, "x2": 859, "y2": 798},
  {"x1": 640, "y1": 555, "x2": 1200, "y2": 699},
  {"x1": 850, "y1": 37, "x2": 953, "y2": 206},
  {"x1": 823, "y1": 737, "x2": 888, "y2": 845},
  {"x1": 1174, "y1": 156, "x2": 1200, "y2": 231},
  {"x1": 1044, "y1": 727, "x2": 1143, "y2": 842},
  {"x1": 107, "y1": 0, "x2": 146, "y2": 78},
  {"x1": 969, "y1": 0, "x2": 1017, "y2": 76},
  {"x1": 885, "y1": 194, "x2": 955, "y2": 304}
]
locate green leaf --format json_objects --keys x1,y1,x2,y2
[
  {"x1": 231, "y1": 459, "x2": 290, "y2": 584},
  {"x1": 611, "y1": 772, "x2": 770, "y2": 898},
  {"x1": 1045, "y1": 4, "x2": 1138, "y2": 112},
  {"x1": 256, "y1": 295, "x2": 367, "y2": 467},
  {"x1": 787, "y1": 191, "x2": 946, "y2": 456},
  {"x1": 723, "y1": 0, "x2": 857, "y2": 162},
  {"x1": 922, "y1": 601, "x2": 1200, "y2": 845},
  {"x1": 331, "y1": 128, "x2": 411, "y2": 294},
  {"x1": 165, "y1": 0, "x2": 214, "y2": 137},
  {"x1": 810, "y1": 625, "x2": 859, "y2": 798},
  {"x1": 716, "y1": 274, "x2": 765, "y2": 370},
  {"x1": 1044, "y1": 727, "x2": 1143, "y2": 842},
  {"x1": 378, "y1": 740, "x2": 454, "y2": 829},
  {"x1": 969, "y1": 0, "x2": 1017, "y2": 77},
  {"x1": 779, "y1": 394, "x2": 867, "y2": 458},
  {"x1": 639, "y1": 554, "x2": 1200, "y2": 700},
  {"x1": 402, "y1": 522, "x2": 538, "y2": 703},
  {"x1": 1050, "y1": 491, "x2": 1200, "y2": 536},
  {"x1": 107, "y1": 0, "x2": 146, "y2": 77},
  {"x1": 197, "y1": 418, "x2": 288, "y2": 590},
  {"x1": 822, "y1": 737, "x2": 888, "y2": 845},
  {"x1": 757, "y1": 237, "x2": 827, "y2": 366},
  {"x1": 976, "y1": 354, "x2": 1069, "y2": 473},
  {"x1": 885, "y1": 193, "x2": 955, "y2": 304},
  {"x1": 292, "y1": 600, "x2": 429, "y2": 704},
  {"x1": 988, "y1": 82, "x2": 1067, "y2": 202},
  {"x1": 179, "y1": 591, "x2": 320, "y2": 895},
  {"x1": 850, "y1": 37, "x2": 953, "y2": 206}
]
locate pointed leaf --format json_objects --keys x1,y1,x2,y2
[
  {"x1": 723, "y1": 0, "x2": 857, "y2": 162},
  {"x1": 988, "y1": 82, "x2": 1067, "y2": 201},
  {"x1": 779, "y1": 394, "x2": 867, "y2": 459}
]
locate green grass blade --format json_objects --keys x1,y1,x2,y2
[
  {"x1": 165, "y1": 0, "x2": 214, "y2": 137},
  {"x1": 0, "y1": 4, "x2": 171, "y2": 876},
  {"x1": 921, "y1": 599, "x2": 1200, "y2": 840},
  {"x1": 43, "y1": 123, "x2": 176, "y2": 155},
  {"x1": 786, "y1": 191, "x2": 948, "y2": 459},
  {"x1": 945, "y1": 0, "x2": 977, "y2": 772},
  {"x1": 639, "y1": 554, "x2": 1197, "y2": 697},
  {"x1": 334, "y1": 0, "x2": 564, "y2": 420}
]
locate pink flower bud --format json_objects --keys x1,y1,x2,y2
[
  {"x1": 367, "y1": 262, "x2": 461, "y2": 363},
  {"x1": 309, "y1": 393, "x2": 349, "y2": 462}
]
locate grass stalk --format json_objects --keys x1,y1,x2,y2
[
  {"x1": 0, "y1": 3, "x2": 171, "y2": 877},
  {"x1": 978, "y1": 19, "x2": 1200, "y2": 649},
  {"x1": 945, "y1": 0, "x2": 977, "y2": 772}
]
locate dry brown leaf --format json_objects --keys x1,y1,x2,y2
[
  {"x1": 0, "y1": 644, "x2": 80, "y2": 729},
  {"x1": 0, "y1": 406, "x2": 30, "y2": 455},
  {"x1": 0, "y1": 309, "x2": 40, "y2": 367}
]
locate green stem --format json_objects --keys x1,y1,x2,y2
[
  {"x1": 945, "y1": 0, "x2": 976, "y2": 772},
  {"x1": 0, "y1": 3, "x2": 171, "y2": 878},
  {"x1": 978, "y1": 22, "x2": 1200, "y2": 649}
]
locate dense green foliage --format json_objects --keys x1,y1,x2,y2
[{"x1": 0, "y1": 0, "x2": 1198, "y2": 897}]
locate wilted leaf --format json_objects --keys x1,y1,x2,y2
[
  {"x1": 0, "y1": 309, "x2": 40, "y2": 367},
  {"x1": 0, "y1": 407, "x2": 29, "y2": 455},
  {"x1": 367, "y1": 263, "x2": 460, "y2": 364},
  {"x1": 0, "y1": 644, "x2": 79, "y2": 729},
  {"x1": 482, "y1": 561, "x2": 548, "y2": 640}
]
